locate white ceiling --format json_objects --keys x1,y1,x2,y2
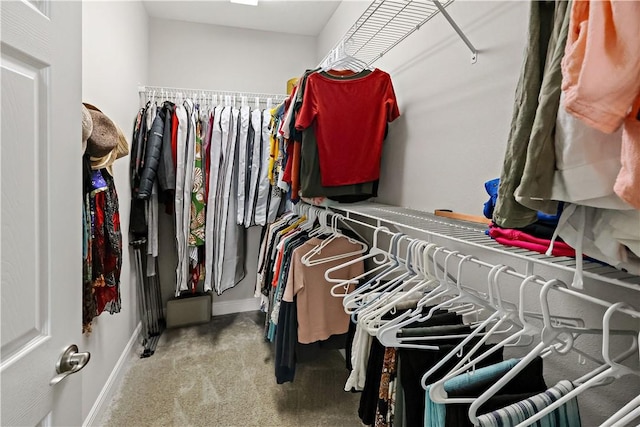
[{"x1": 142, "y1": 1, "x2": 342, "y2": 37}]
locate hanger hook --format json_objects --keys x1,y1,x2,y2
[
  {"x1": 518, "y1": 274, "x2": 543, "y2": 326},
  {"x1": 492, "y1": 265, "x2": 514, "y2": 310},
  {"x1": 422, "y1": 243, "x2": 438, "y2": 279},
  {"x1": 388, "y1": 232, "x2": 405, "y2": 258},
  {"x1": 602, "y1": 302, "x2": 636, "y2": 369},
  {"x1": 486, "y1": 264, "x2": 505, "y2": 307},
  {"x1": 454, "y1": 254, "x2": 475, "y2": 291},
  {"x1": 431, "y1": 246, "x2": 446, "y2": 282},
  {"x1": 540, "y1": 279, "x2": 568, "y2": 345},
  {"x1": 442, "y1": 250, "x2": 460, "y2": 287}
]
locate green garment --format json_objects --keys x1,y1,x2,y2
[{"x1": 494, "y1": 1, "x2": 570, "y2": 228}]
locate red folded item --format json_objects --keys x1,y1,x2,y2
[{"x1": 488, "y1": 226, "x2": 576, "y2": 258}]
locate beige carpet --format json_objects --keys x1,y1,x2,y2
[{"x1": 98, "y1": 311, "x2": 363, "y2": 427}]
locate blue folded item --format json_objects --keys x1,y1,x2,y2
[
  {"x1": 483, "y1": 178, "x2": 563, "y2": 224},
  {"x1": 483, "y1": 178, "x2": 500, "y2": 220}
]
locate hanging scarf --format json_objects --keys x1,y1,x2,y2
[{"x1": 90, "y1": 169, "x2": 122, "y2": 317}]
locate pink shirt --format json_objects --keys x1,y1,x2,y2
[
  {"x1": 283, "y1": 236, "x2": 364, "y2": 344},
  {"x1": 561, "y1": 1, "x2": 640, "y2": 208}
]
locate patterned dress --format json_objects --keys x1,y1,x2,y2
[{"x1": 375, "y1": 347, "x2": 398, "y2": 427}]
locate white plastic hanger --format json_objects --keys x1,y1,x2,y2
[
  {"x1": 376, "y1": 250, "x2": 470, "y2": 348},
  {"x1": 419, "y1": 265, "x2": 520, "y2": 389},
  {"x1": 428, "y1": 279, "x2": 571, "y2": 409},
  {"x1": 466, "y1": 280, "x2": 635, "y2": 425},
  {"x1": 302, "y1": 211, "x2": 344, "y2": 255},
  {"x1": 513, "y1": 301, "x2": 640, "y2": 427},
  {"x1": 601, "y1": 395, "x2": 640, "y2": 427},
  {"x1": 301, "y1": 213, "x2": 367, "y2": 267},
  {"x1": 322, "y1": 40, "x2": 370, "y2": 73},
  {"x1": 341, "y1": 233, "x2": 411, "y2": 313},
  {"x1": 373, "y1": 247, "x2": 455, "y2": 344},
  {"x1": 325, "y1": 226, "x2": 394, "y2": 298},
  {"x1": 377, "y1": 252, "x2": 508, "y2": 351},
  {"x1": 357, "y1": 241, "x2": 436, "y2": 333},
  {"x1": 388, "y1": 262, "x2": 514, "y2": 353},
  {"x1": 306, "y1": 209, "x2": 328, "y2": 238},
  {"x1": 348, "y1": 239, "x2": 424, "y2": 322},
  {"x1": 429, "y1": 273, "x2": 545, "y2": 395},
  {"x1": 298, "y1": 204, "x2": 317, "y2": 232}
]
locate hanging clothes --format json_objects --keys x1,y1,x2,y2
[
  {"x1": 244, "y1": 108, "x2": 263, "y2": 227},
  {"x1": 236, "y1": 105, "x2": 251, "y2": 225},
  {"x1": 215, "y1": 106, "x2": 245, "y2": 294},
  {"x1": 424, "y1": 357, "x2": 548, "y2": 427},
  {"x1": 174, "y1": 101, "x2": 189, "y2": 295},
  {"x1": 89, "y1": 169, "x2": 123, "y2": 320},
  {"x1": 204, "y1": 105, "x2": 223, "y2": 293},
  {"x1": 257, "y1": 212, "x2": 366, "y2": 384},
  {"x1": 83, "y1": 103, "x2": 127, "y2": 334},
  {"x1": 375, "y1": 347, "x2": 398, "y2": 427},
  {"x1": 561, "y1": 1, "x2": 640, "y2": 209},
  {"x1": 298, "y1": 70, "x2": 380, "y2": 202},
  {"x1": 493, "y1": 0, "x2": 568, "y2": 229},
  {"x1": 295, "y1": 68, "x2": 400, "y2": 187},
  {"x1": 254, "y1": 109, "x2": 274, "y2": 226},
  {"x1": 188, "y1": 117, "x2": 206, "y2": 247},
  {"x1": 477, "y1": 380, "x2": 581, "y2": 427},
  {"x1": 131, "y1": 91, "x2": 286, "y2": 298}
]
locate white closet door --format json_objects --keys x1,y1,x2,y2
[{"x1": 1, "y1": 1, "x2": 84, "y2": 425}]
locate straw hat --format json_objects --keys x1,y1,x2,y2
[
  {"x1": 81, "y1": 104, "x2": 93, "y2": 155},
  {"x1": 83, "y1": 103, "x2": 129, "y2": 171}
]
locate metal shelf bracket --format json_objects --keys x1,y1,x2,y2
[{"x1": 432, "y1": 0, "x2": 478, "y2": 63}]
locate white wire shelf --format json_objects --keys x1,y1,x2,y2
[
  {"x1": 320, "y1": 0, "x2": 477, "y2": 68},
  {"x1": 328, "y1": 202, "x2": 640, "y2": 293}
]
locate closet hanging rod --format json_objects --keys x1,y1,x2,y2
[
  {"x1": 310, "y1": 202, "x2": 640, "y2": 293},
  {"x1": 138, "y1": 85, "x2": 288, "y2": 104},
  {"x1": 298, "y1": 203, "x2": 640, "y2": 319},
  {"x1": 350, "y1": 221, "x2": 639, "y2": 318}
]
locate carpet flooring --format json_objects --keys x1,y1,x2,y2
[{"x1": 98, "y1": 311, "x2": 363, "y2": 427}]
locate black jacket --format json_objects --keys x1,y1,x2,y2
[
  {"x1": 157, "y1": 101, "x2": 176, "y2": 193},
  {"x1": 136, "y1": 107, "x2": 164, "y2": 199}
]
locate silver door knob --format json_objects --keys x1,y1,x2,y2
[{"x1": 49, "y1": 344, "x2": 90, "y2": 386}]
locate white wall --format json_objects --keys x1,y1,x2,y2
[
  {"x1": 375, "y1": 1, "x2": 526, "y2": 215},
  {"x1": 81, "y1": 0, "x2": 149, "y2": 421},
  {"x1": 147, "y1": 17, "x2": 316, "y2": 305},
  {"x1": 318, "y1": 1, "x2": 640, "y2": 424},
  {"x1": 148, "y1": 17, "x2": 316, "y2": 93}
]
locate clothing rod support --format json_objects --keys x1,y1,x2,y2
[{"x1": 432, "y1": 0, "x2": 478, "y2": 63}]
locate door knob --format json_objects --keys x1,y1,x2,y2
[{"x1": 49, "y1": 344, "x2": 90, "y2": 386}]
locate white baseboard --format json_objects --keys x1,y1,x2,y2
[
  {"x1": 82, "y1": 323, "x2": 142, "y2": 427},
  {"x1": 211, "y1": 297, "x2": 260, "y2": 317}
]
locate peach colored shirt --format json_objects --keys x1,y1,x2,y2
[
  {"x1": 561, "y1": 0, "x2": 640, "y2": 209},
  {"x1": 283, "y1": 236, "x2": 364, "y2": 344}
]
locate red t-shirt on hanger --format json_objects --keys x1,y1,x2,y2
[{"x1": 295, "y1": 68, "x2": 400, "y2": 187}]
